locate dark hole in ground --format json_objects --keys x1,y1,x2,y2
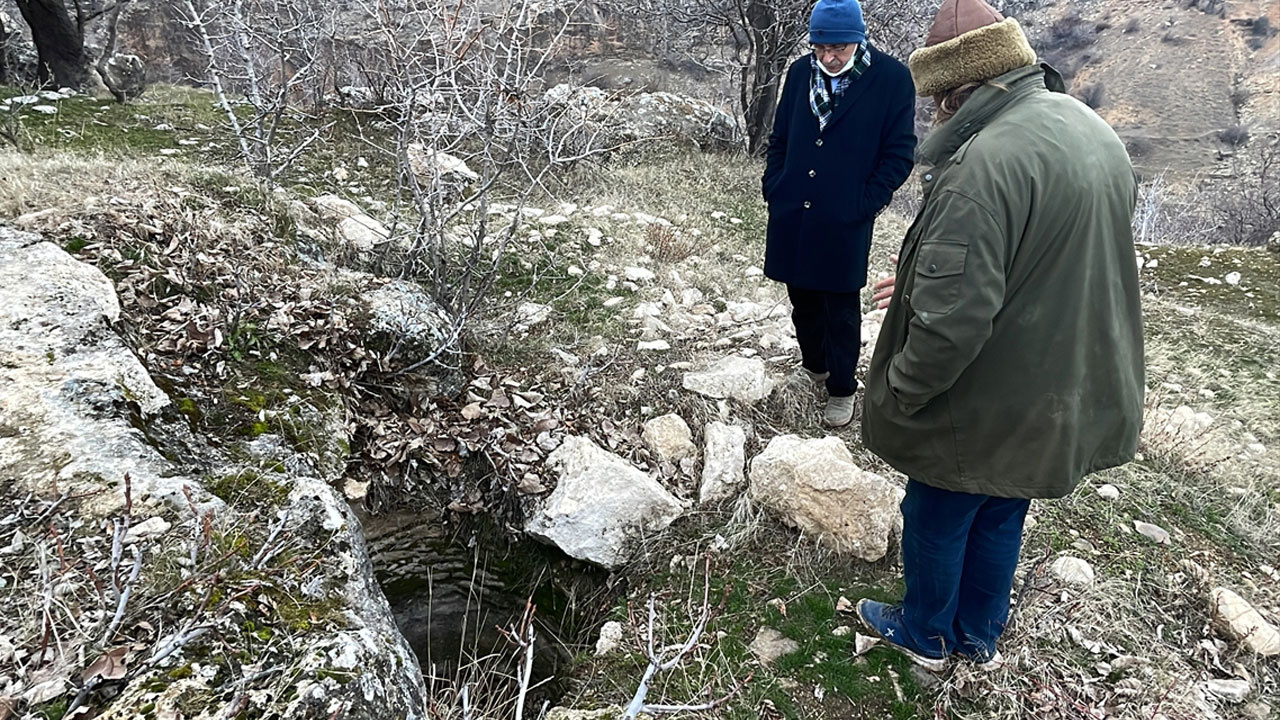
[{"x1": 354, "y1": 504, "x2": 613, "y2": 712}]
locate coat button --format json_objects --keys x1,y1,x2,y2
[
  {"x1": 924, "y1": 173, "x2": 934, "y2": 181},
  {"x1": 803, "y1": 201, "x2": 812, "y2": 209},
  {"x1": 809, "y1": 170, "x2": 816, "y2": 177},
  {"x1": 929, "y1": 263, "x2": 938, "y2": 273},
  {"x1": 815, "y1": 139, "x2": 823, "y2": 147}
]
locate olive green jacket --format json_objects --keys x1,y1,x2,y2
[{"x1": 861, "y1": 64, "x2": 1145, "y2": 499}]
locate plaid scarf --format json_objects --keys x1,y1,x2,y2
[{"x1": 809, "y1": 44, "x2": 871, "y2": 132}]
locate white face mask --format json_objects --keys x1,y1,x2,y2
[{"x1": 817, "y1": 48, "x2": 860, "y2": 77}]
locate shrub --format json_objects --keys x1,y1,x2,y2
[
  {"x1": 1217, "y1": 125, "x2": 1250, "y2": 147},
  {"x1": 1123, "y1": 17, "x2": 1142, "y2": 34},
  {"x1": 1076, "y1": 82, "x2": 1105, "y2": 109}
]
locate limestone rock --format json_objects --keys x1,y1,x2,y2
[
  {"x1": 0, "y1": 227, "x2": 428, "y2": 718},
  {"x1": 1050, "y1": 556, "x2": 1096, "y2": 587},
  {"x1": 101, "y1": 54, "x2": 148, "y2": 100},
  {"x1": 0, "y1": 227, "x2": 190, "y2": 512},
  {"x1": 682, "y1": 356, "x2": 773, "y2": 404},
  {"x1": 356, "y1": 280, "x2": 455, "y2": 364},
  {"x1": 643, "y1": 413, "x2": 695, "y2": 463},
  {"x1": 749, "y1": 435, "x2": 904, "y2": 562},
  {"x1": 1211, "y1": 587, "x2": 1280, "y2": 656},
  {"x1": 543, "y1": 84, "x2": 739, "y2": 151},
  {"x1": 1096, "y1": 484, "x2": 1121, "y2": 500},
  {"x1": 1134, "y1": 520, "x2": 1171, "y2": 544},
  {"x1": 526, "y1": 437, "x2": 685, "y2": 569},
  {"x1": 1203, "y1": 678, "x2": 1251, "y2": 703},
  {"x1": 700, "y1": 422, "x2": 747, "y2": 504},
  {"x1": 594, "y1": 621, "x2": 624, "y2": 656},
  {"x1": 406, "y1": 145, "x2": 480, "y2": 186},
  {"x1": 748, "y1": 627, "x2": 799, "y2": 664},
  {"x1": 310, "y1": 194, "x2": 392, "y2": 255}
]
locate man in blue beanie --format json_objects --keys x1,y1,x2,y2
[{"x1": 762, "y1": 0, "x2": 917, "y2": 427}]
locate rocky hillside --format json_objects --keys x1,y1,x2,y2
[{"x1": 0, "y1": 77, "x2": 1277, "y2": 720}]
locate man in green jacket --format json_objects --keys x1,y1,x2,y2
[{"x1": 856, "y1": 0, "x2": 1145, "y2": 671}]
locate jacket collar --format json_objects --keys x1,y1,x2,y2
[
  {"x1": 916, "y1": 63, "x2": 1065, "y2": 166},
  {"x1": 820, "y1": 44, "x2": 881, "y2": 133}
]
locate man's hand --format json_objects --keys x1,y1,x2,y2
[{"x1": 871, "y1": 254, "x2": 899, "y2": 310}]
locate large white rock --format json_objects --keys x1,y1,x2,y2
[
  {"x1": 700, "y1": 422, "x2": 746, "y2": 504},
  {"x1": 682, "y1": 356, "x2": 773, "y2": 404},
  {"x1": 0, "y1": 228, "x2": 185, "y2": 513},
  {"x1": 527, "y1": 437, "x2": 685, "y2": 569},
  {"x1": 749, "y1": 435, "x2": 903, "y2": 562},
  {"x1": 1211, "y1": 587, "x2": 1280, "y2": 656},
  {"x1": 643, "y1": 413, "x2": 695, "y2": 463}
]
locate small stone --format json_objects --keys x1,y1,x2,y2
[
  {"x1": 637, "y1": 340, "x2": 670, "y2": 352},
  {"x1": 749, "y1": 628, "x2": 799, "y2": 665},
  {"x1": 836, "y1": 596, "x2": 854, "y2": 614},
  {"x1": 539, "y1": 214, "x2": 570, "y2": 226},
  {"x1": 124, "y1": 516, "x2": 172, "y2": 543},
  {"x1": 642, "y1": 414, "x2": 696, "y2": 463},
  {"x1": 1096, "y1": 484, "x2": 1120, "y2": 500},
  {"x1": 602, "y1": 297, "x2": 624, "y2": 308},
  {"x1": 1051, "y1": 556, "x2": 1096, "y2": 587},
  {"x1": 1134, "y1": 520, "x2": 1171, "y2": 544},
  {"x1": 854, "y1": 633, "x2": 879, "y2": 656},
  {"x1": 594, "y1": 621, "x2": 624, "y2": 656},
  {"x1": 1203, "y1": 678, "x2": 1251, "y2": 703},
  {"x1": 29, "y1": 104, "x2": 58, "y2": 114},
  {"x1": 343, "y1": 478, "x2": 370, "y2": 501},
  {"x1": 832, "y1": 625, "x2": 852, "y2": 637},
  {"x1": 623, "y1": 266, "x2": 656, "y2": 283},
  {"x1": 1225, "y1": 272, "x2": 1242, "y2": 286}
]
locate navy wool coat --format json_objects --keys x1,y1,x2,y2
[{"x1": 763, "y1": 47, "x2": 917, "y2": 293}]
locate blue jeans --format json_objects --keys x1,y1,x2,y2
[{"x1": 899, "y1": 479, "x2": 1030, "y2": 659}]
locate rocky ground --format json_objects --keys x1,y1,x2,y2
[{"x1": 0, "y1": 84, "x2": 1277, "y2": 720}]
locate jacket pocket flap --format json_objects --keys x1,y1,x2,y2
[{"x1": 917, "y1": 241, "x2": 968, "y2": 278}]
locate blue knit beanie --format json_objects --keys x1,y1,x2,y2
[{"x1": 809, "y1": 0, "x2": 867, "y2": 45}]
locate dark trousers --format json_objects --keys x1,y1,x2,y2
[
  {"x1": 900, "y1": 479, "x2": 1031, "y2": 659},
  {"x1": 786, "y1": 285, "x2": 861, "y2": 397}
]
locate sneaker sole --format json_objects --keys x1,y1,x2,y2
[
  {"x1": 855, "y1": 600, "x2": 949, "y2": 673},
  {"x1": 958, "y1": 651, "x2": 1004, "y2": 672}
]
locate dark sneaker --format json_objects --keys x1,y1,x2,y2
[{"x1": 855, "y1": 599, "x2": 949, "y2": 672}]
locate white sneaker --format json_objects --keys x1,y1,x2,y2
[{"x1": 823, "y1": 396, "x2": 854, "y2": 427}]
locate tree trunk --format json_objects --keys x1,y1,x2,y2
[
  {"x1": 743, "y1": 0, "x2": 788, "y2": 157},
  {"x1": 14, "y1": 0, "x2": 91, "y2": 89}
]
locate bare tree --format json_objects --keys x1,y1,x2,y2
[
  {"x1": 178, "y1": 0, "x2": 336, "y2": 180},
  {"x1": 597, "y1": 0, "x2": 936, "y2": 156},
  {"x1": 344, "y1": 0, "x2": 619, "y2": 347},
  {"x1": 13, "y1": 0, "x2": 92, "y2": 88}
]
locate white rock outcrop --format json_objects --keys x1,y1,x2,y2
[
  {"x1": 749, "y1": 435, "x2": 903, "y2": 562},
  {"x1": 0, "y1": 227, "x2": 427, "y2": 718},
  {"x1": 527, "y1": 436, "x2": 685, "y2": 569}
]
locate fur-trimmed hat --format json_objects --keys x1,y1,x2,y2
[
  {"x1": 809, "y1": 0, "x2": 867, "y2": 45},
  {"x1": 908, "y1": 0, "x2": 1037, "y2": 97}
]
